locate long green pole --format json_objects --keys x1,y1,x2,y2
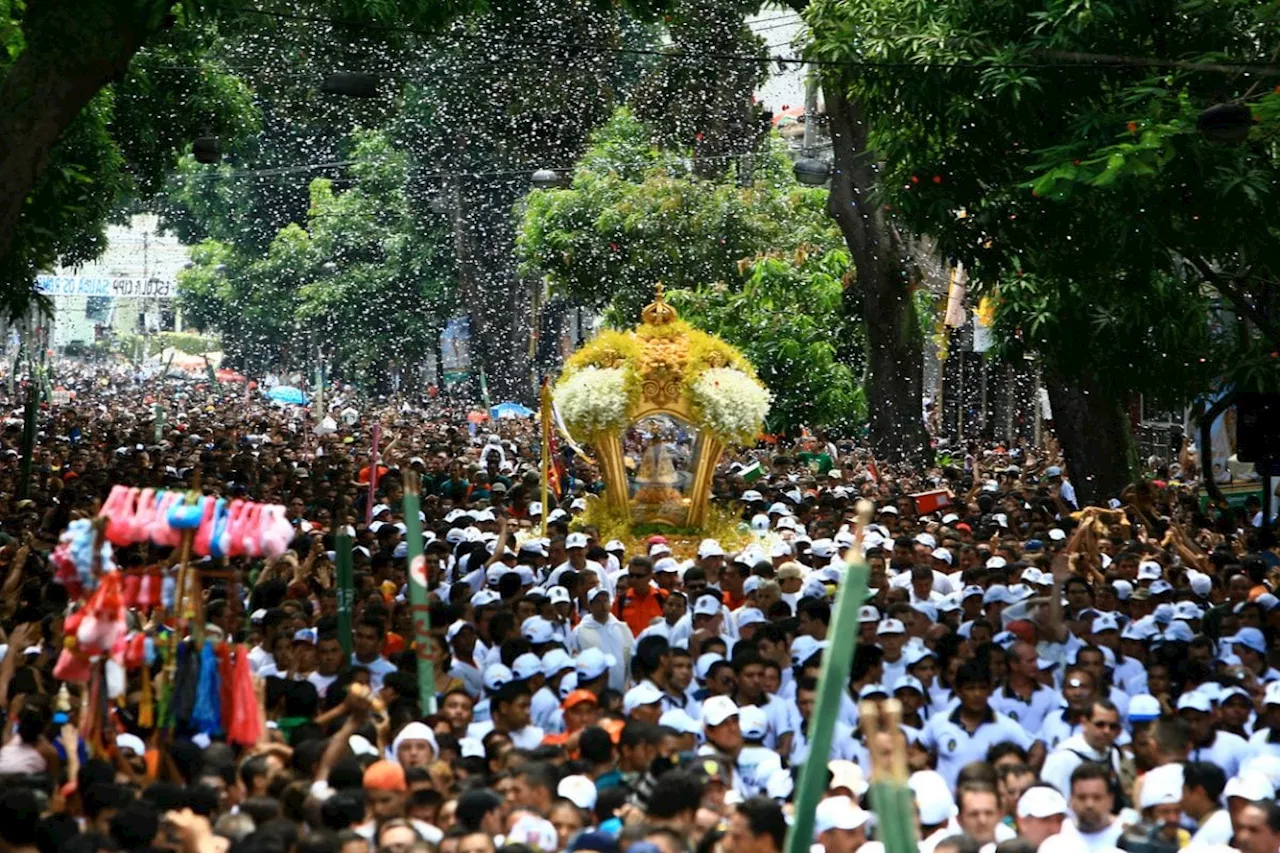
[
  {"x1": 402, "y1": 474, "x2": 437, "y2": 714},
  {"x1": 784, "y1": 559, "x2": 870, "y2": 853},
  {"x1": 336, "y1": 533, "x2": 354, "y2": 658}
]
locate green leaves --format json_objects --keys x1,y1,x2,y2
[
  {"x1": 520, "y1": 107, "x2": 864, "y2": 434},
  {"x1": 806, "y1": 0, "x2": 1280, "y2": 402}
]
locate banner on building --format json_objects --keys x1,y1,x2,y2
[{"x1": 36, "y1": 276, "x2": 175, "y2": 299}]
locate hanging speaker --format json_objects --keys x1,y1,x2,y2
[{"x1": 1235, "y1": 392, "x2": 1280, "y2": 463}]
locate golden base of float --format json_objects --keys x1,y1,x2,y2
[{"x1": 573, "y1": 494, "x2": 752, "y2": 561}]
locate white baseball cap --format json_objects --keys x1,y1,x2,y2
[
  {"x1": 828, "y1": 760, "x2": 869, "y2": 797},
  {"x1": 1091, "y1": 613, "x2": 1120, "y2": 634},
  {"x1": 654, "y1": 557, "x2": 680, "y2": 575},
  {"x1": 858, "y1": 605, "x2": 882, "y2": 623},
  {"x1": 547, "y1": 586, "x2": 571, "y2": 605},
  {"x1": 1016, "y1": 786, "x2": 1067, "y2": 819},
  {"x1": 1177, "y1": 692, "x2": 1212, "y2": 713},
  {"x1": 703, "y1": 696, "x2": 739, "y2": 727},
  {"x1": 698, "y1": 539, "x2": 725, "y2": 558},
  {"x1": 575, "y1": 648, "x2": 616, "y2": 681},
  {"x1": 1139, "y1": 763, "x2": 1184, "y2": 808},
  {"x1": 565, "y1": 532, "x2": 589, "y2": 549},
  {"x1": 540, "y1": 648, "x2": 574, "y2": 679},
  {"x1": 738, "y1": 704, "x2": 769, "y2": 740},
  {"x1": 658, "y1": 708, "x2": 703, "y2": 736},
  {"x1": 483, "y1": 663, "x2": 514, "y2": 692},
  {"x1": 1137, "y1": 560, "x2": 1163, "y2": 580},
  {"x1": 893, "y1": 675, "x2": 925, "y2": 695},
  {"x1": 511, "y1": 653, "x2": 542, "y2": 681},
  {"x1": 876, "y1": 618, "x2": 906, "y2": 636},
  {"x1": 116, "y1": 733, "x2": 146, "y2": 756},
  {"x1": 693, "y1": 595, "x2": 722, "y2": 617},
  {"x1": 908, "y1": 771, "x2": 954, "y2": 826},
  {"x1": 814, "y1": 796, "x2": 870, "y2": 836},
  {"x1": 623, "y1": 682, "x2": 665, "y2": 716},
  {"x1": 695, "y1": 652, "x2": 724, "y2": 681},
  {"x1": 558, "y1": 774, "x2": 598, "y2": 811},
  {"x1": 1225, "y1": 772, "x2": 1275, "y2": 803},
  {"x1": 1128, "y1": 694, "x2": 1162, "y2": 722},
  {"x1": 523, "y1": 616, "x2": 555, "y2": 644}
]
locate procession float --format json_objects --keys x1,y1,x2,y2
[{"x1": 552, "y1": 285, "x2": 771, "y2": 552}]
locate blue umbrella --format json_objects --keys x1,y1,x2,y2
[
  {"x1": 266, "y1": 385, "x2": 308, "y2": 405},
  {"x1": 490, "y1": 401, "x2": 535, "y2": 419}
]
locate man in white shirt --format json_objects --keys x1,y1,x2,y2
[
  {"x1": 991, "y1": 641, "x2": 1061, "y2": 735},
  {"x1": 919, "y1": 660, "x2": 1040, "y2": 788},
  {"x1": 1040, "y1": 699, "x2": 1123, "y2": 799},
  {"x1": 1055, "y1": 762, "x2": 1124, "y2": 851},
  {"x1": 545, "y1": 532, "x2": 613, "y2": 597},
  {"x1": 1015, "y1": 787, "x2": 1067, "y2": 849},
  {"x1": 957, "y1": 782, "x2": 1016, "y2": 848},
  {"x1": 247, "y1": 608, "x2": 288, "y2": 675},
  {"x1": 569, "y1": 588, "x2": 633, "y2": 692},
  {"x1": 1182, "y1": 761, "x2": 1233, "y2": 846},
  {"x1": 351, "y1": 616, "x2": 397, "y2": 691},
  {"x1": 1180, "y1": 691, "x2": 1251, "y2": 778},
  {"x1": 877, "y1": 618, "x2": 910, "y2": 688},
  {"x1": 307, "y1": 631, "x2": 345, "y2": 699},
  {"x1": 465, "y1": 680, "x2": 544, "y2": 750}
]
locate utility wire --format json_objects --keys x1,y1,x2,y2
[{"x1": 209, "y1": 4, "x2": 1280, "y2": 75}]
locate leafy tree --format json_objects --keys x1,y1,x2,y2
[
  {"x1": 519, "y1": 108, "x2": 864, "y2": 435},
  {"x1": 0, "y1": 3, "x2": 255, "y2": 314},
  {"x1": 802, "y1": 0, "x2": 1280, "y2": 500},
  {"x1": 178, "y1": 130, "x2": 454, "y2": 384},
  {"x1": 668, "y1": 247, "x2": 866, "y2": 435}
]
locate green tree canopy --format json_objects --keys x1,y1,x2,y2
[
  {"x1": 179, "y1": 130, "x2": 454, "y2": 384},
  {"x1": 804, "y1": 0, "x2": 1280, "y2": 497},
  {"x1": 519, "y1": 108, "x2": 864, "y2": 435}
]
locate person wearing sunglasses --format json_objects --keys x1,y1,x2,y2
[{"x1": 1039, "y1": 698, "x2": 1125, "y2": 805}]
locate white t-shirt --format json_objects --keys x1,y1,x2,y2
[
  {"x1": 307, "y1": 671, "x2": 339, "y2": 699},
  {"x1": 1188, "y1": 731, "x2": 1251, "y2": 779},
  {"x1": 1056, "y1": 819, "x2": 1124, "y2": 852},
  {"x1": 351, "y1": 654, "x2": 397, "y2": 691},
  {"x1": 1190, "y1": 809, "x2": 1233, "y2": 847}
]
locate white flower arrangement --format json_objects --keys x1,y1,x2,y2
[
  {"x1": 554, "y1": 366, "x2": 631, "y2": 436},
  {"x1": 690, "y1": 367, "x2": 771, "y2": 443}
]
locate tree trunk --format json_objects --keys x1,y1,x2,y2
[
  {"x1": 1045, "y1": 371, "x2": 1136, "y2": 506},
  {"x1": 0, "y1": 0, "x2": 154, "y2": 277},
  {"x1": 451, "y1": 174, "x2": 533, "y2": 404},
  {"x1": 823, "y1": 80, "x2": 930, "y2": 465}
]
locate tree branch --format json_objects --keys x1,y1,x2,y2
[
  {"x1": 1187, "y1": 255, "x2": 1280, "y2": 348},
  {"x1": 0, "y1": 0, "x2": 154, "y2": 275}
]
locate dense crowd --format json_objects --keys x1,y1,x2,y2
[{"x1": 0, "y1": 364, "x2": 1275, "y2": 853}]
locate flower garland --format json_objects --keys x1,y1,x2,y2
[
  {"x1": 555, "y1": 313, "x2": 770, "y2": 443},
  {"x1": 555, "y1": 366, "x2": 632, "y2": 435},
  {"x1": 690, "y1": 367, "x2": 773, "y2": 444}
]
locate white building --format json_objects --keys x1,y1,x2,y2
[{"x1": 39, "y1": 213, "x2": 187, "y2": 347}]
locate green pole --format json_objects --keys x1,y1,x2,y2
[
  {"x1": 784, "y1": 559, "x2": 870, "y2": 853},
  {"x1": 17, "y1": 382, "x2": 36, "y2": 500},
  {"x1": 402, "y1": 474, "x2": 437, "y2": 714},
  {"x1": 336, "y1": 533, "x2": 354, "y2": 659}
]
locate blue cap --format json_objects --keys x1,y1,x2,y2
[{"x1": 1024, "y1": 539, "x2": 1045, "y2": 552}]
